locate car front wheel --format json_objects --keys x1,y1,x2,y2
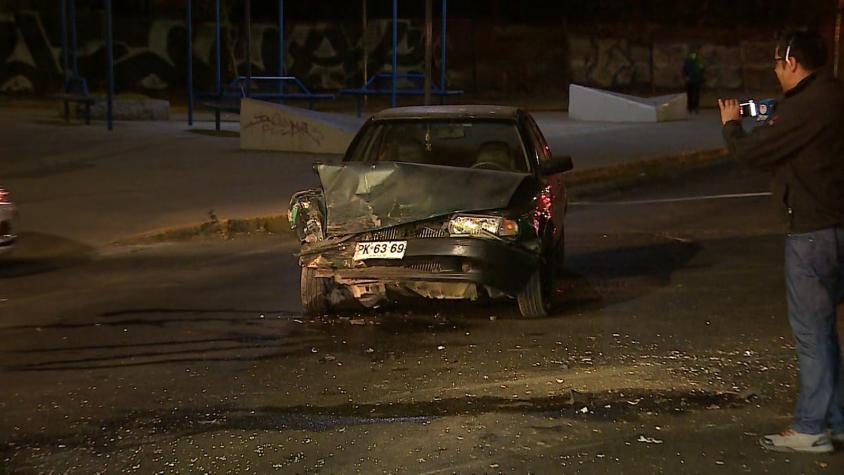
[
  {"x1": 517, "y1": 266, "x2": 550, "y2": 318},
  {"x1": 300, "y1": 267, "x2": 332, "y2": 316}
]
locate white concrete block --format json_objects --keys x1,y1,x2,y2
[
  {"x1": 240, "y1": 98, "x2": 361, "y2": 154},
  {"x1": 568, "y1": 84, "x2": 688, "y2": 122}
]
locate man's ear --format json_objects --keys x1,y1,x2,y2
[{"x1": 786, "y1": 57, "x2": 799, "y2": 72}]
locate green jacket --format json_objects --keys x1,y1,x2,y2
[{"x1": 722, "y1": 72, "x2": 844, "y2": 233}]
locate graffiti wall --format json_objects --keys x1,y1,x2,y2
[
  {"x1": 567, "y1": 34, "x2": 778, "y2": 92},
  {"x1": 0, "y1": 9, "x2": 780, "y2": 97},
  {"x1": 0, "y1": 10, "x2": 430, "y2": 94}
]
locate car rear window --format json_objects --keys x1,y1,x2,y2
[{"x1": 346, "y1": 120, "x2": 530, "y2": 172}]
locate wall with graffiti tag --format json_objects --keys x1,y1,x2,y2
[{"x1": 0, "y1": 9, "x2": 780, "y2": 97}]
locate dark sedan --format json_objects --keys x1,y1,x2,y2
[{"x1": 289, "y1": 105, "x2": 572, "y2": 317}]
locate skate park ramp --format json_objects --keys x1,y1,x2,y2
[
  {"x1": 240, "y1": 98, "x2": 364, "y2": 154},
  {"x1": 568, "y1": 84, "x2": 688, "y2": 122}
]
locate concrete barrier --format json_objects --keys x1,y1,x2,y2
[
  {"x1": 569, "y1": 84, "x2": 688, "y2": 122},
  {"x1": 239, "y1": 98, "x2": 362, "y2": 154},
  {"x1": 63, "y1": 98, "x2": 171, "y2": 121}
]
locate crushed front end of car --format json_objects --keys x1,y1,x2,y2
[{"x1": 290, "y1": 161, "x2": 549, "y2": 316}]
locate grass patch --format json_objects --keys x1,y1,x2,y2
[{"x1": 116, "y1": 214, "x2": 291, "y2": 245}]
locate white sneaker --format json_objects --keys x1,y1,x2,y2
[{"x1": 760, "y1": 429, "x2": 834, "y2": 453}]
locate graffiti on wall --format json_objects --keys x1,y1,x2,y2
[
  {"x1": 244, "y1": 112, "x2": 325, "y2": 146},
  {"x1": 569, "y1": 35, "x2": 651, "y2": 89},
  {"x1": 0, "y1": 10, "x2": 427, "y2": 94},
  {"x1": 0, "y1": 9, "x2": 780, "y2": 96},
  {"x1": 569, "y1": 33, "x2": 774, "y2": 91}
]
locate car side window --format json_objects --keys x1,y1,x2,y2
[{"x1": 526, "y1": 116, "x2": 551, "y2": 163}]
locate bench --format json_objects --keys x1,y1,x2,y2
[
  {"x1": 338, "y1": 72, "x2": 464, "y2": 117},
  {"x1": 56, "y1": 75, "x2": 94, "y2": 124},
  {"x1": 235, "y1": 76, "x2": 335, "y2": 110},
  {"x1": 199, "y1": 76, "x2": 335, "y2": 111}
]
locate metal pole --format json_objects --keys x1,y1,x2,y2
[
  {"x1": 215, "y1": 0, "x2": 221, "y2": 130},
  {"x1": 440, "y1": 0, "x2": 447, "y2": 92},
  {"x1": 362, "y1": 0, "x2": 368, "y2": 106},
  {"x1": 245, "y1": 0, "x2": 252, "y2": 97},
  {"x1": 61, "y1": 0, "x2": 69, "y2": 86},
  {"x1": 186, "y1": 0, "x2": 193, "y2": 126},
  {"x1": 362, "y1": 0, "x2": 367, "y2": 85},
  {"x1": 835, "y1": 5, "x2": 842, "y2": 79},
  {"x1": 69, "y1": 0, "x2": 78, "y2": 75},
  {"x1": 391, "y1": 0, "x2": 397, "y2": 107},
  {"x1": 279, "y1": 0, "x2": 285, "y2": 76},
  {"x1": 106, "y1": 0, "x2": 114, "y2": 131},
  {"x1": 278, "y1": 0, "x2": 285, "y2": 98},
  {"x1": 424, "y1": 0, "x2": 432, "y2": 105}
]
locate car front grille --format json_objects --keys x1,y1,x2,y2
[
  {"x1": 416, "y1": 226, "x2": 449, "y2": 238},
  {"x1": 363, "y1": 256, "x2": 462, "y2": 273},
  {"x1": 362, "y1": 223, "x2": 448, "y2": 240},
  {"x1": 367, "y1": 227, "x2": 407, "y2": 240},
  {"x1": 406, "y1": 257, "x2": 462, "y2": 273}
]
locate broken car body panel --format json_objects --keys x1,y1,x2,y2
[{"x1": 316, "y1": 161, "x2": 535, "y2": 236}]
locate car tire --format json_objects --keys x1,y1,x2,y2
[
  {"x1": 300, "y1": 267, "x2": 332, "y2": 316},
  {"x1": 517, "y1": 267, "x2": 549, "y2": 318}
]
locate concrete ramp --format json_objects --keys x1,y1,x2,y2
[
  {"x1": 568, "y1": 84, "x2": 688, "y2": 122},
  {"x1": 240, "y1": 98, "x2": 363, "y2": 154}
]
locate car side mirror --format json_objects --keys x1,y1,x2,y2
[{"x1": 541, "y1": 155, "x2": 573, "y2": 175}]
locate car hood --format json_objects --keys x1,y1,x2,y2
[{"x1": 316, "y1": 161, "x2": 535, "y2": 235}]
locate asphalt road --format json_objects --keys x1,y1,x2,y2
[{"x1": 2, "y1": 161, "x2": 843, "y2": 473}]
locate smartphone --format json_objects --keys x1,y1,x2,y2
[{"x1": 739, "y1": 100, "x2": 757, "y2": 117}]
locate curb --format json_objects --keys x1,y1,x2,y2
[
  {"x1": 117, "y1": 147, "x2": 730, "y2": 244},
  {"x1": 564, "y1": 147, "x2": 729, "y2": 198},
  {"x1": 113, "y1": 215, "x2": 292, "y2": 246}
]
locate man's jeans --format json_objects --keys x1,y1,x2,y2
[{"x1": 785, "y1": 225, "x2": 844, "y2": 434}]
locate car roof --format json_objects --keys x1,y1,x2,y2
[{"x1": 371, "y1": 105, "x2": 522, "y2": 121}]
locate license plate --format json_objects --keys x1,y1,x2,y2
[{"x1": 353, "y1": 241, "x2": 407, "y2": 260}]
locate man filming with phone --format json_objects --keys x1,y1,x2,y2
[{"x1": 719, "y1": 30, "x2": 844, "y2": 453}]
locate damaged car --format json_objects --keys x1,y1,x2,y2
[{"x1": 289, "y1": 105, "x2": 573, "y2": 318}]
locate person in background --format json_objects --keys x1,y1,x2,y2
[
  {"x1": 719, "y1": 30, "x2": 844, "y2": 454},
  {"x1": 683, "y1": 48, "x2": 706, "y2": 113}
]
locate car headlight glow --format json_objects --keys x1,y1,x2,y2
[{"x1": 448, "y1": 215, "x2": 519, "y2": 237}]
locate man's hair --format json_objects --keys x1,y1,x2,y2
[{"x1": 776, "y1": 30, "x2": 828, "y2": 71}]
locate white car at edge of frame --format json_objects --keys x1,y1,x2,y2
[{"x1": 0, "y1": 186, "x2": 18, "y2": 256}]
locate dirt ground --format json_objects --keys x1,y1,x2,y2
[{"x1": 1, "y1": 161, "x2": 842, "y2": 473}]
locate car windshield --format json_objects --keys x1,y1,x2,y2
[{"x1": 346, "y1": 120, "x2": 530, "y2": 172}]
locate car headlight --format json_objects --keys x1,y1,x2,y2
[{"x1": 448, "y1": 215, "x2": 519, "y2": 237}]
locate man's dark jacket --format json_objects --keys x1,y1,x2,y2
[{"x1": 722, "y1": 71, "x2": 844, "y2": 233}]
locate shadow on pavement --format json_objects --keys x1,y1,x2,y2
[
  {"x1": 0, "y1": 388, "x2": 753, "y2": 457},
  {"x1": 557, "y1": 236, "x2": 702, "y2": 313},
  {"x1": 0, "y1": 232, "x2": 95, "y2": 278}
]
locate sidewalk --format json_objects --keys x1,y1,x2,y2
[{"x1": 0, "y1": 105, "x2": 727, "y2": 249}]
